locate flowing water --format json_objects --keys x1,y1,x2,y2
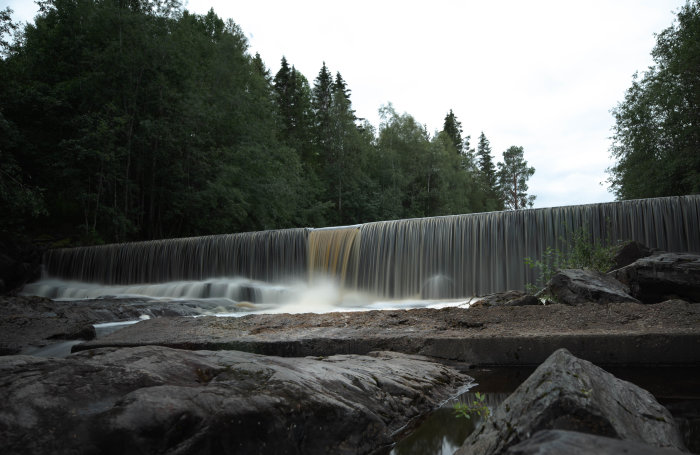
[{"x1": 25, "y1": 195, "x2": 700, "y2": 306}]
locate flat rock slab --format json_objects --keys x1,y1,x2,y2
[
  {"x1": 0, "y1": 347, "x2": 469, "y2": 455},
  {"x1": 76, "y1": 301, "x2": 700, "y2": 366},
  {"x1": 0, "y1": 295, "x2": 243, "y2": 354}
]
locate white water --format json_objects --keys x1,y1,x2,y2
[{"x1": 21, "y1": 276, "x2": 473, "y2": 316}]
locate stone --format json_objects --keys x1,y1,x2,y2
[
  {"x1": 472, "y1": 290, "x2": 542, "y2": 308},
  {"x1": 455, "y1": 348, "x2": 687, "y2": 455},
  {"x1": 0, "y1": 295, "x2": 245, "y2": 355},
  {"x1": 0, "y1": 346, "x2": 469, "y2": 455},
  {"x1": 71, "y1": 301, "x2": 700, "y2": 366},
  {"x1": 610, "y1": 241, "x2": 654, "y2": 271},
  {"x1": 545, "y1": 268, "x2": 640, "y2": 305},
  {"x1": 505, "y1": 429, "x2": 688, "y2": 454},
  {"x1": 611, "y1": 252, "x2": 700, "y2": 304}
]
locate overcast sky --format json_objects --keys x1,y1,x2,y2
[{"x1": 5, "y1": 0, "x2": 686, "y2": 209}]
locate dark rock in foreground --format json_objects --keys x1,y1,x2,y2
[
  {"x1": 612, "y1": 252, "x2": 700, "y2": 304},
  {"x1": 546, "y1": 269, "x2": 640, "y2": 305},
  {"x1": 0, "y1": 347, "x2": 469, "y2": 455},
  {"x1": 505, "y1": 429, "x2": 687, "y2": 454},
  {"x1": 455, "y1": 348, "x2": 687, "y2": 454}
]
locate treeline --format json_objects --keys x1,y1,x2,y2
[
  {"x1": 0, "y1": 0, "x2": 535, "y2": 245},
  {"x1": 608, "y1": 0, "x2": 700, "y2": 199}
]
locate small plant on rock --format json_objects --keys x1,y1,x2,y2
[
  {"x1": 525, "y1": 225, "x2": 619, "y2": 294},
  {"x1": 453, "y1": 391, "x2": 491, "y2": 420}
]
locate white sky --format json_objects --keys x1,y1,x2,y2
[{"x1": 4, "y1": 0, "x2": 685, "y2": 209}]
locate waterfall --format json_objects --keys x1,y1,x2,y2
[
  {"x1": 42, "y1": 228, "x2": 309, "y2": 285},
  {"x1": 39, "y1": 195, "x2": 700, "y2": 298}
]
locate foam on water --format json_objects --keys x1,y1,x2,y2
[{"x1": 21, "y1": 276, "x2": 470, "y2": 316}]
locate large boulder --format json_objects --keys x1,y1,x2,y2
[
  {"x1": 0, "y1": 346, "x2": 469, "y2": 455},
  {"x1": 545, "y1": 269, "x2": 640, "y2": 305},
  {"x1": 609, "y1": 241, "x2": 655, "y2": 271},
  {"x1": 505, "y1": 430, "x2": 687, "y2": 454},
  {"x1": 455, "y1": 348, "x2": 687, "y2": 454},
  {"x1": 611, "y1": 252, "x2": 700, "y2": 304}
]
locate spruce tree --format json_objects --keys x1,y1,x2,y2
[
  {"x1": 476, "y1": 132, "x2": 503, "y2": 210},
  {"x1": 442, "y1": 109, "x2": 463, "y2": 154},
  {"x1": 311, "y1": 63, "x2": 332, "y2": 135}
]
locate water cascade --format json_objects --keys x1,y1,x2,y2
[{"x1": 33, "y1": 195, "x2": 700, "y2": 301}]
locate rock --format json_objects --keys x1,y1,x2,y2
[
  {"x1": 505, "y1": 429, "x2": 687, "y2": 454},
  {"x1": 611, "y1": 252, "x2": 700, "y2": 304},
  {"x1": 545, "y1": 269, "x2": 640, "y2": 305},
  {"x1": 610, "y1": 241, "x2": 654, "y2": 271},
  {"x1": 471, "y1": 290, "x2": 542, "y2": 308},
  {"x1": 0, "y1": 346, "x2": 469, "y2": 455},
  {"x1": 0, "y1": 295, "x2": 245, "y2": 355},
  {"x1": 72, "y1": 301, "x2": 700, "y2": 366},
  {"x1": 455, "y1": 348, "x2": 687, "y2": 455}
]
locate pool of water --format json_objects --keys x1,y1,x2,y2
[{"x1": 387, "y1": 365, "x2": 700, "y2": 454}]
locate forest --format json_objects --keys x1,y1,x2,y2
[
  {"x1": 2, "y1": 0, "x2": 698, "y2": 246},
  {"x1": 0, "y1": 0, "x2": 535, "y2": 245}
]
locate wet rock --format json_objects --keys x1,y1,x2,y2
[
  {"x1": 610, "y1": 241, "x2": 655, "y2": 271},
  {"x1": 471, "y1": 290, "x2": 542, "y2": 308},
  {"x1": 611, "y1": 252, "x2": 700, "y2": 304},
  {"x1": 0, "y1": 296, "x2": 243, "y2": 355},
  {"x1": 505, "y1": 429, "x2": 687, "y2": 454},
  {"x1": 545, "y1": 269, "x2": 640, "y2": 305},
  {"x1": 455, "y1": 348, "x2": 687, "y2": 455},
  {"x1": 0, "y1": 346, "x2": 469, "y2": 455}
]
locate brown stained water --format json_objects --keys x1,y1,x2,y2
[{"x1": 388, "y1": 366, "x2": 700, "y2": 454}]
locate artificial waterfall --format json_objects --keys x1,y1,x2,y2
[{"x1": 39, "y1": 195, "x2": 700, "y2": 299}]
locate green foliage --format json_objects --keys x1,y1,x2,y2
[
  {"x1": 476, "y1": 132, "x2": 503, "y2": 211},
  {"x1": 608, "y1": 1, "x2": 700, "y2": 199},
  {"x1": 497, "y1": 146, "x2": 536, "y2": 210},
  {"x1": 525, "y1": 226, "x2": 617, "y2": 292},
  {"x1": 454, "y1": 392, "x2": 491, "y2": 420},
  {"x1": 442, "y1": 109, "x2": 464, "y2": 154},
  {"x1": 1, "y1": 0, "x2": 538, "y2": 243}
]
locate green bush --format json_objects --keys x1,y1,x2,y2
[{"x1": 525, "y1": 226, "x2": 618, "y2": 294}]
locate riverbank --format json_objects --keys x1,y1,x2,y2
[{"x1": 75, "y1": 300, "x2": 700, "y2": 366}]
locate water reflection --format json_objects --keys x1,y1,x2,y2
[{"x1": 390, "y1": 392, "x2": 510, "y2": 455}]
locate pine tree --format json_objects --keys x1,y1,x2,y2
[
  {"x1": 442, "y1": 109, "x2": 463, "y2": 154},
  {"x1": 497, "y1": 146, "x2": 536, "y2": 210}
]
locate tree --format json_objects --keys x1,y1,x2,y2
[
  {"x1": 497, "y1": 146, "x2": 536, "y2": 210},
  {"x1": 608, "y1": 0, "x2": 700, "y2": 199},
  {"x1": 476, "y1": 132, "x2": 503, "y2": 210},
  {"x1": 274, "y1": 58, "x2": 313, "y2": 161},
  {"x1": 1, "y1": 1, "x2": 306, "y2": 242},
  {"x1": 311, "y1": 62, "x2": 333, "y2": 149},
  {"x1": 442, "y1": 109, "x2": 463, "y2": 154}
]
